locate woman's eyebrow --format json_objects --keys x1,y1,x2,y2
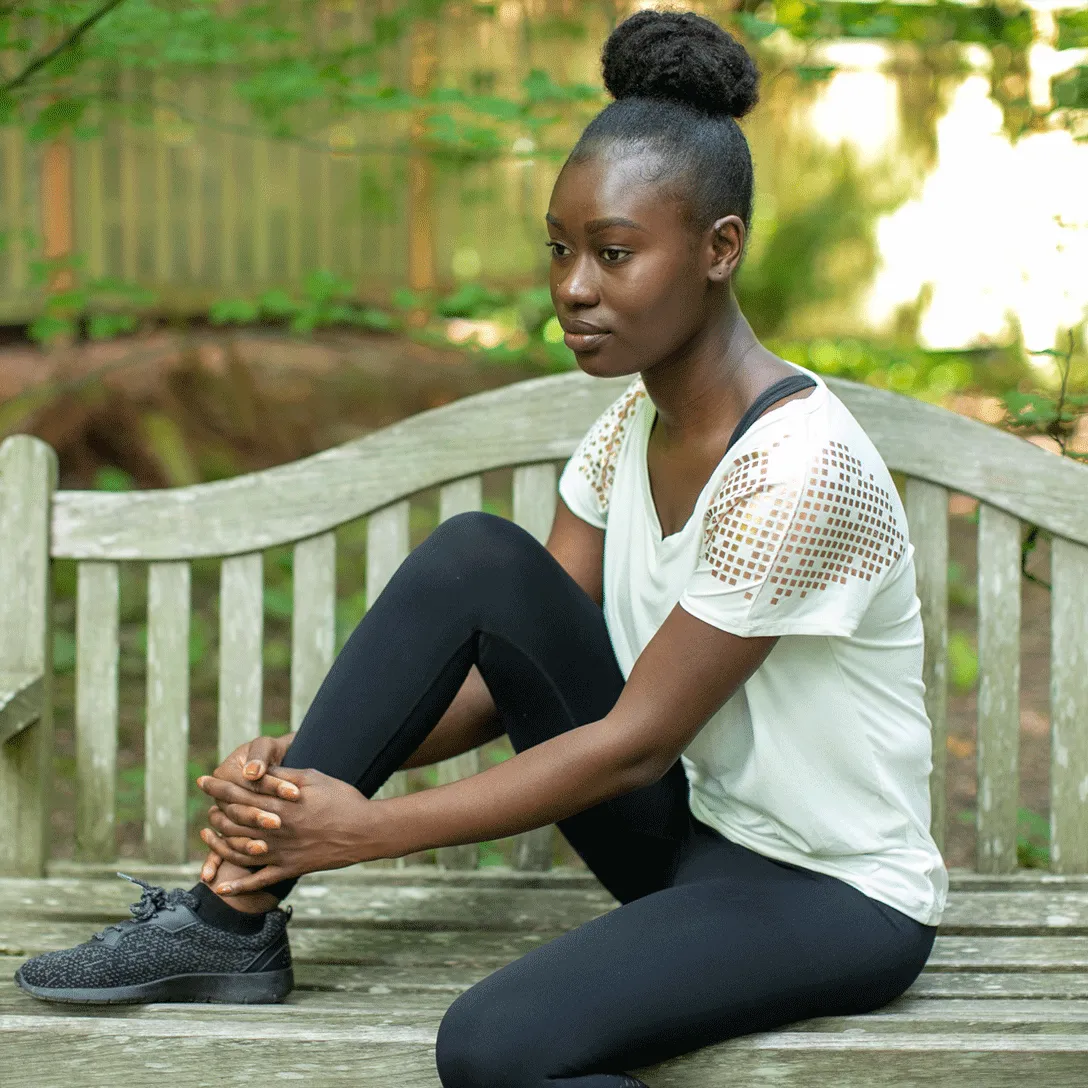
[
  {"x1": 585, "y1": 216, "x2": 647, "y2": 235},
  {"x1": 544, "y1": 213, "x2": 647, "y2": 235}
]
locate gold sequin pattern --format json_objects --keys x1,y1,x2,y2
[
  {"x1": 574, "y1": 379, "x2": 647, "y2": 516},
  {"x1": 704, "y1": 438, "x2": 906, "y2": 604}
]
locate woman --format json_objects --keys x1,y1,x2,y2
[{"x1": 17, "y1": 11, "x2": 946, "y2": 1086}]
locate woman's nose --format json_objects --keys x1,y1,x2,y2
[{"x1": 553, "y1": 254, "x2": 599, "y2": 308}]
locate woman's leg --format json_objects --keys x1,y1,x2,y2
[
  {"x1": 435, "y1": 826, "x2": 937, "y2": 1088},
  {"x1": 245, "y1": 511, "x2": 690, "y2": 902}
]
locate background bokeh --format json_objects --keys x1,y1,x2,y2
[{"x1": 1, "y1": 0, "x2": 1086, "y2": 869}]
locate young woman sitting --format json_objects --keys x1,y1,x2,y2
[{"x1": 17, "y1": 11, "x2": 946, "y2": 1088}]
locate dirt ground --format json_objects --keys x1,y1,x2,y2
[{"x1": 1, "y1": 327, "x2": 1056, "y2": 871}]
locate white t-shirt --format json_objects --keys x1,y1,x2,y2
[{"x1": 558, "y1": 366, "x2": 948, "y2": 926}]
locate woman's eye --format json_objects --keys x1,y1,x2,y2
[
  {"x1": 546, "y1": 241, "x2": 569, "y2": 258},
  {"x1": 600, "y1": 248, "x2": 627, "y2": 263}
]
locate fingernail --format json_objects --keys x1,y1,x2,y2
[
  {"x1": 247, "y1": 841, "x2": 268, "y2": 855},
  {"x1": 196, "y1": 776, "x2": 206, "y2": 788},
  {"x1": 201, "y1": 867, "x2": 213, "y2": 881},
  {"x1": 280, "y1": 784, "x2": 300, "y2": 799},
  {"x1": 216, "y1": 884, "x2": 234, "y2": 896},
  {"x1": 259, "y1": 814, "x2": 281, "y2": 830},
  {"x1": 244, "y1": 761, "x2": 263, "y2": 778}
]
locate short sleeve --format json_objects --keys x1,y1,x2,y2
[
  {"x1": 558, "y1": 378, "x2": 646, "y2": 530},
  {"x1": 679, "y1": 436, "x2": 908, "y2": 638}
]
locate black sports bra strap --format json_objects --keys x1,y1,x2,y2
[{"x1": 725, "y1": 373, "x2": 818, "y2": 453}]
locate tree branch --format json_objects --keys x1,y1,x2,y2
[{"x1": 1, "y1": 0, "x2": 127, "y2": 96}]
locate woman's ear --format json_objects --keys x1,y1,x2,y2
[{"x1": 707, "y1": 215, "x2": 745, "y2": 283}]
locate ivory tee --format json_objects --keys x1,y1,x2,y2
[{"x1": 558, "y1": 365, "x2": 948, "y2": 926}]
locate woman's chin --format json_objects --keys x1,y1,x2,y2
[{"x1": 574, "y1": 348, "x2": 640, "y2": 380}]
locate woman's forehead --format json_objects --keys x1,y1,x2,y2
[{"x1": 548, "y1": 148, "x2": 687, "y2": 233}]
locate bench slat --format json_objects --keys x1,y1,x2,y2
[
  {"x1": 218, "y1": 553, "x2": 264, "y2": 762},
  {"x1": 74, "y1": 562, "x2": 120, "y2": 861},
  {"x1": 905, "y1": 479, "x2": 949, "y2": 851},
  {"x1": 290, "y1": 533, "x2": 336, "y2": 731},
  {"x1": 49, "y1": 373, "x2": 1088, "y2": 562},
  {"x1": 435, "y1": 479, "x2": 484, "y2": 871},
  {"x1": 145, "y1": 562, "x2": 191, "y2": 864},
  {"x1": 512, "y1": 465, "x2": 558, "y2": 872},
  {"x1": 367, "y1": 503, "x2": 411, "y2": 848},
  {"x1": 0, "y1": 436, "x2": 56, "y2": 876},
  {"x1": 1050, "y1": 536, "x2": 1088, "y2": 873},
  {"x1": 976, "y1": 505, "x2": 1020, "y2": 873}
]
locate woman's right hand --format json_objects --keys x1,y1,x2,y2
[
  {"x1": 199, "y1": 732, "x2": 300, "y2": 886},
  {"x1": 214, "y1": 732, "x2": 300, "y2": 798}
]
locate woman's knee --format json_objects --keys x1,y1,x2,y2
[
  {"x1": 435, "y1": 986, "x2": 539, "y2": 1088},
  {"x1": 413, "y1": 511, "x2": 543, "y2": 593}
]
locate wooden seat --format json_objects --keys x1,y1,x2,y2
[{"x1": 1, "y1": 370, "x2": 1087, "y2": 1084}]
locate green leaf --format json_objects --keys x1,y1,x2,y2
[
  {"x1": 1003, "y1": 391, "x2": 1059, "y2": 427},
  {"x1": 28, "y1": 314, "x2": 75, "y2": 344},
  {"x1": 948, "y1": 631, "x2": 979, "y2": 692},
  {"x1": 28, "y1": 98, "x2": 87, "y2": 142},
  {"x1": 795, "y1": 66, "x2": 836, "y2": 84},
  {"x1": 93, "y1": 466, "x2": 135, "y2": 492},
  {"x1": 263, "y1": 587, "x2": 294, "y2": 620},
  {"x1": 87, "y1": 312, "x2": 138, "y2": 340},
  {"x1": 735, "y1": 13, "x2": 780, "y2": 41},
  {"x1": 209, "y1": 298, "x2": 259, "y2": 324},
  {"x1": 257, "y1": 288, "x2": 300, "y2": 319}
]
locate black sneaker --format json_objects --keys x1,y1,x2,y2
[{"x1": 14, "y1": 873, "x2": 293, "y2": 1005}]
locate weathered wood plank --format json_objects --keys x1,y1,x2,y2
[
  {"x1": 0, "y1": 436, "x2": 58, "y2": 876},
  {"x1": 633, "y1": 1034, "x2": 1088, "y2": 1088},
  {"x1": 434, "y1": 478, "x2": 484, "y2": 871},
  {"x1": 975, "y1": 504, "x2": 1020, "y2": 874},
  {"x1": 218, "y1": 553, "x2": 264, "y2": 761},
  {"x1": 1050, "y1": 535, "x2": 1088, "y2": 874},
  {"x1": 40, "y1": 860, "x2": 1088, "y2": 894},
  {"x1": 74, "y1": 562, "x2": 120, "y2": 861},
  {"x1": 144, "y1": 562, "x2": 191, "y2": 864},
  {"x1": 6, "y1": 909, "x2": 1088, "y2": 973},
  {"x1": 510, "y1": 464, "x2": 558, "y2": 872},
  {"x1": 290, "y1": 533, "x2": 336, "y2": 731},
  {"x1": 0, "y1": 672, "x2": 42, "y2": 746},
  {"x1": 48, "y1": 373, "x2": 1088, "y2": 561},
  {"x1": 9, "y1": 878, "x2": 1088, "y2": 936},
  {"x1": 7, "y1": 954, "x2": 1088, "y2": 1004},
  {"x1": 1, "y1": 1016, "x2": 1087, "y2": 1088},
  {"x1": 904, "y1": 479, "x2": 949, "y2": 851},
  {"x1": 368, "y1": 503, "x2": 412, "y2": 816}
]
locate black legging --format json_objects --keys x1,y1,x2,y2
[{"x1": 276, "y1": 511, "x2": 936, "y2": 1088}]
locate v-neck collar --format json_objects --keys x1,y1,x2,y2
[{"x1": 635, "y1": 365, "x2": 827, "y2": 545}]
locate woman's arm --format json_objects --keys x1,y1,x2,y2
[{"x1": 198, "y1": 605, "x2": 775, "y2": 893}]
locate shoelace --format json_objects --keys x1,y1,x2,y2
[{"x1": 91, "y1": 872, "x2": 174, "y2": 941}]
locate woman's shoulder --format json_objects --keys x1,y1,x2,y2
[{"x1": 566, "y1": 376, "x2": 649, "y2": 513}]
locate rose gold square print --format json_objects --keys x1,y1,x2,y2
[
  {"x1": 575, "y1": 380, "x2": 647, "y2": 515},
  {"x1": 704, "y1": 439, "x2": 906, "y2": 603}
]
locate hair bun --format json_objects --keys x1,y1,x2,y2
[{"x1": 602, "y1": 10, "x2": 759, "y2": 120}]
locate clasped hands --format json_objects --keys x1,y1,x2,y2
[{"x1": 196, "y1": 734, "x2": 387, "y2": 896}]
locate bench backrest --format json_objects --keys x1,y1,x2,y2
[{"x1": 2, "y1": 371, "x2": 1087, "y2": 877}]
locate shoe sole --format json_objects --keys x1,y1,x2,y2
[{"x1": 14, "y1": 966, "x2": 294, "y2": 1005}]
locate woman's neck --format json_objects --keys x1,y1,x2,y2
[{"x1": 641, "y1": 292, "x2": 774, "y2": 450}]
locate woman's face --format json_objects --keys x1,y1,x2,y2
[{"x1": 546, "y1": 148, "x2": 724, "y2": 378}]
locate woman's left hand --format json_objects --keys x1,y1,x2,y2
[{"x1": 196, "y1": 768, "x2": 387, "y2": 895}]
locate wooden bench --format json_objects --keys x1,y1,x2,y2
[{"x1": 2, "y1": 370, "x2": 1088, "y2": 1085}]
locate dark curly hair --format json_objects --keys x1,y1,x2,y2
[{"x1": 568, "y1": 9, "x2": 760, "y2": 238}]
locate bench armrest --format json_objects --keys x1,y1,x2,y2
[{"x1": 0, "y1": 671, "x2": 43, "y2": 745}]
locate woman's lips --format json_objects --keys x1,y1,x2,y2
[{"x1": 563, "y1": 330, "x2": 611, "y2": 353}]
